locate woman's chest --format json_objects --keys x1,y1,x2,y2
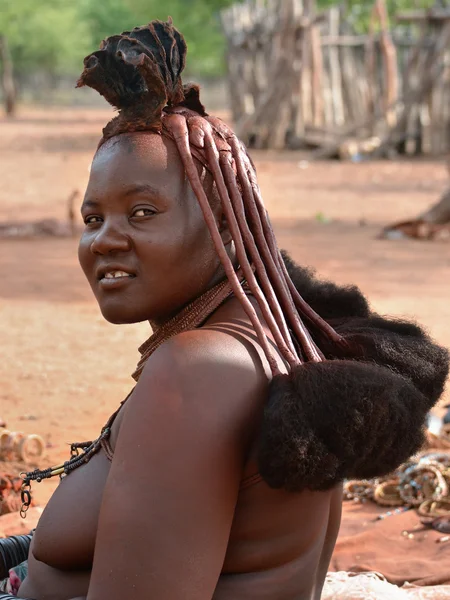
[{"x1": 31, "y1": 450, "x2": 111, "y2": 570}]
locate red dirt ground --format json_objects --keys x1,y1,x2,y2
[{"x1": 1, "y1": 107, "x2": 449, "y2": 507}]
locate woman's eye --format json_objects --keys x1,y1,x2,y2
[
  {"x1": 132, "y1": 208, "x2": 155, "y2": 218},
  {"x1": 84, "y1": 215, "x2": 102, "y2": 225}
]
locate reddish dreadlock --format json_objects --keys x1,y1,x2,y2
[{"x1": 77, "y1": 19, "x2": 449, "y2": 492}]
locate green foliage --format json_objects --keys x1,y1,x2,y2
[
  {"x1": 121, "y1": 0, "x2": 238, "y2": 76},
  {"x1": 79, "y1": 0, "x2": 138, "y2": 42},
  {"x1": 0, "y1": 0, "x2": 238, "y2": 78},
  {"x1": 1, "y1": 0, "x2": 436, "y2": 80},
  {"x1": 0, "y1": 0, "x2": 91, "y2": 75},
  {"x1": 317, "y1": 0, "x2": 436, "y2": 33}
]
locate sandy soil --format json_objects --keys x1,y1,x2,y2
[{"x1": 0, "y1": 107, "x2": 449, "y2": 507}]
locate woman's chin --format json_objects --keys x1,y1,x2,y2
[{"x1": 99, "y1": 305, "x2": 149, "y2": 325}]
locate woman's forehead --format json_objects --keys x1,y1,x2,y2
[
  {"x1": 89, "y1": 132, "x2": 186, "y2": 193},
  {"x1": 95, "y1": 132, "x2": 181, "y2": 168}
]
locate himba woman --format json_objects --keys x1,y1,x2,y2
[{"x1": 1, "y1": 18, "x2": 448, "y2": 600}]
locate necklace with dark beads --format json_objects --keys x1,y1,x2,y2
[
  {"x1": 19, "y1": 406, "x2": 124, "y2": 518},
  {"x1": 20, "y1": 277, "x2": 240, "y2": 518}
]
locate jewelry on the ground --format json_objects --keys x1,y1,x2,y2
[
  {"x1": 373, "y1": 480, "x2": 403, "y2": 507},
  {"x1": 344, "y1": 450, "x2": 450, "y2": 524}
]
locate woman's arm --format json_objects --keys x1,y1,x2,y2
[{"x1": 86, "y1": 329, "x2": 260, "y2": 600}]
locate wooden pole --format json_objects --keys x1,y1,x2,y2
[
  {"x1": 310, "y1": 3, "x2": 324, "y2": 126},
  {"x1": 328, "y1": 7, "x2": 344, "y2": 126},
  {"x1": 396, "y1": 8, "x2": 450, "y2": 23},
  {"x1": 374, "y1": 0, "x2": 398, "y2": 127},
  {"x1": 365, "y1": 7, "x2": 377, "y2": 130},
  {"x1": 0, "y1": 34, "x2": 16, "y2": 117}
]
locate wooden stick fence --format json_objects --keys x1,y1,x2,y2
[{"x1": 220, "y1": 0, "x2": 450, "y2": 157}]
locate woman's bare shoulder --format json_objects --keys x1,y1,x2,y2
[
  {"x1": 115, "y1": 327, "x2": 268, "y2": 463},
  {"x1": 136, "y1": 327, "x2": 267, "y2": 419}
]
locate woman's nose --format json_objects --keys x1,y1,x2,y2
[{"x1": 90, "y1": 220, "x2": 131, "y2": 255}]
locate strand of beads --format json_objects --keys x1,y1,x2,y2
[{"x1": 343, "y1": 450, "x2": 450, "y2": 524}]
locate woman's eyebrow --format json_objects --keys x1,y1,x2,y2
[
  {"x1": 80, "y1": 199, "x2": 100, "y2": 211},
  {"x1": 122, "y1": 183, "x2": 160, "y2": 197},
  {"x1": 81, "y1": 184, "x2": 162, "y2": 211}
]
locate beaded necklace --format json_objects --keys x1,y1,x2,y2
[{"x1": 20, "y1": 277, "x2": 239, "y2": 518}]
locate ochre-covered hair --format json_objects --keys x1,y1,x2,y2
[{"x1": 78, "y1": 19, "x2": 449, "y2": 492}]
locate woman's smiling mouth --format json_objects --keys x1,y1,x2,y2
[
  {"x1": 103, "y1": 270, "x2": 134, "y2": 279},
  {"x1": 97, "y1": 267, "x2": 137, "y2": 289}
]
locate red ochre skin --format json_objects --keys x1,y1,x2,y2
[{"x1": 18, "y1": 133, "x2": 342, "y2": 600}]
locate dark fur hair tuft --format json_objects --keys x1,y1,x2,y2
[
  {"x1": 261, "y1": 253, "x2": 449, "y2": 492},
  {"x1": 281, "y1": 251, "x2": 370, "y2": 320},
  {"x1": 258, "y1": 360, "x2": 431, "y2": 492},
  {"x1": 322, "y1": 315, "x2": 449, "y2": 404}
]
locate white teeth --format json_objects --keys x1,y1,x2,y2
[{"x1": 104, "y1": 271, "x2": 131, "y2": 279}]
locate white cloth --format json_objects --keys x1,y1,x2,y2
[{"x1": 322, "y1": 572, "x2": 450, "y2": 599}]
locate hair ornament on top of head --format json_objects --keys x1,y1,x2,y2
[{"x1": 76, "y1": 18, "x2": 206, "y2": 145}]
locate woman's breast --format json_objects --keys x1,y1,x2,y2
[{"x1": 31, "y1": 450, "x2": 111, "y2": 570}]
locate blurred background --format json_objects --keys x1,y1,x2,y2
[
  {"x1": 0, "y1": 0, "x2": 449, "y2": 526},
  {"x1": 0, "y1": 0, "x2": 235, "y2": 108}
]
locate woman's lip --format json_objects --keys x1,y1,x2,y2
[
  {"x1": 98, "y1": 275, "x2": 136, "y2": 290},
  {"x1": 96, "y1": 266, "x2": 137, "y2": 281}
]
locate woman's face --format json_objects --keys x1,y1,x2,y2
[{"x1": 78, "y1": 132, "x2": 224, "y2": 326}]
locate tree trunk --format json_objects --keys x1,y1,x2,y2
[
  {"x1": 0, "y1": 34, "x2": 16, "y2": 117},
  {"x1": 382, "y1": 185, "x2": 450, "y2": 240},
  {"x1": 420, "y1": 187, "x2": 450, "y2": 224}
]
